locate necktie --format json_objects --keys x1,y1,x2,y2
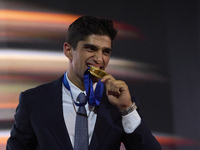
[{"x1": 74, "y1": 93, "x2": 88, "y2": 150}]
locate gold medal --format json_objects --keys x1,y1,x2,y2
[{"x1": 88, "y1": 66, "x2": 108, "y2": 79}]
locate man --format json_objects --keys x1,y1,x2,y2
[{"x1": 7, "y1": 16, "x2": 161, "y2": 150}]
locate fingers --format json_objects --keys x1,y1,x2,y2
[
  {"x1": 100, "y1": 74, "x2": 114, "y2": 83},
  {"x1": 101, "y1": 75, "x2": 127, "y2": 96}
]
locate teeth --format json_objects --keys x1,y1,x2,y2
[{"x1": 88, "y1": 65, "x2": 99, "y2": 69}]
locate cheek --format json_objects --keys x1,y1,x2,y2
[
  {"x1": 74, "y1": 53, "x2": 84, "y2": 64},
  {"x1": 104, "y1": 57, "x2": 110, "y2": 65}
]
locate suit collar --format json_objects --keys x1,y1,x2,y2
[{"x1": 43, "y1": 75, "x2": 73, "y2": 150}]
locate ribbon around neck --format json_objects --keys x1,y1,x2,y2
[
  {"x1": 84, "y1": 67, "x2": 104, "y2": 106},
  {"x1": 62, "y1": 67, "x2": 104, "y2": 106}
]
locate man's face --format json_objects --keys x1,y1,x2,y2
[{"x1": 67, "y1": 34, "x2": 112, "y2": 86}]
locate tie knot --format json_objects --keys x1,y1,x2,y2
[{"x1": 77, "y1": 93, "x2": 86, "y2": 104}]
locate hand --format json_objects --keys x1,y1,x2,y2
[{"x1": 101, "y1": 75, "x2": 132, "y2": 111}]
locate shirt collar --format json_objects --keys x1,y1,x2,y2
[
  {"x1": 63, "y1": 72, "x2": 96, "y2": 115},
  {"x1": 66, "y1": 71, "x2": 86, "y2": 103}
]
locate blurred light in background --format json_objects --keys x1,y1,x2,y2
[{"x1": 0, "y1": 9, "x2": 145, "y2": 48}]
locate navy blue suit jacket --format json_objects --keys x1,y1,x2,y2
[{"x1": 7, "y1": 75, "x2": 161, "y2": 150}]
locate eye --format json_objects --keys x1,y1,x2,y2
[
  {"x1": 103, "y1": 49, "x2": 112, "y2": 55},
  {"x1": 84, "y1": 45, "x2": 97, "y2": 52},
  {"x1": 86, "y1": 47, "x2": 95, "y2": 51}
]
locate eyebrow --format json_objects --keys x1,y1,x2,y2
[{"x1": 83, "y1": 44, "x2": 112, "y2": 52}]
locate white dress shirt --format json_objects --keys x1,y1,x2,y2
[{"x1": 62, "y1": 72, "x2": 141, "y2": 148}]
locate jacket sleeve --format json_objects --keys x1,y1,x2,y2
[
  {"x1": 122, "y1": 97, "x2": 162, "y2": 150},
  {"x1": 122, "y1": 120, "x2": 162, "y2": 150},
  {"x1": 6, "y1": 92, "x2": 37, "y2": 150}
]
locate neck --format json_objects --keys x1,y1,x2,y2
[{"x1": 67, "y1": 72, "x2": 85, "y2": 91}]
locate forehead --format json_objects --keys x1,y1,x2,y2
[{"x1": 80, "y1": 34, "x2": 112, "y2": 48}]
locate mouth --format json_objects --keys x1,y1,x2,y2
[{"x1": 87, "y1": 64, "x2": 103, "y2": 70}]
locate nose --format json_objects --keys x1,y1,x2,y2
[{"x1": 94, "y1": 51, "x2": 103, "y2": 64}]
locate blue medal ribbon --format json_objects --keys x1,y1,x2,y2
[
  {"x1": 62, "y1": 67, "x2": 104, "y2": 106},
  {"x1": 63, "y1": 72, "x2": 87, "y2": 106}
]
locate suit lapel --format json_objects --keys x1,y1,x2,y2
[
  {"x1": 89, "y1": 104, "x2": 111, "y2": 150},
  {"x1": 89, "y1": 90, "x2": 121, "y2": 150},
  {"x1": 43, "y1": 76, "x2": 73, "y2": 150}
]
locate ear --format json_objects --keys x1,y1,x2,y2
[{"x1": 63, "y1": 42, "x2": 73, "y2": 60}]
